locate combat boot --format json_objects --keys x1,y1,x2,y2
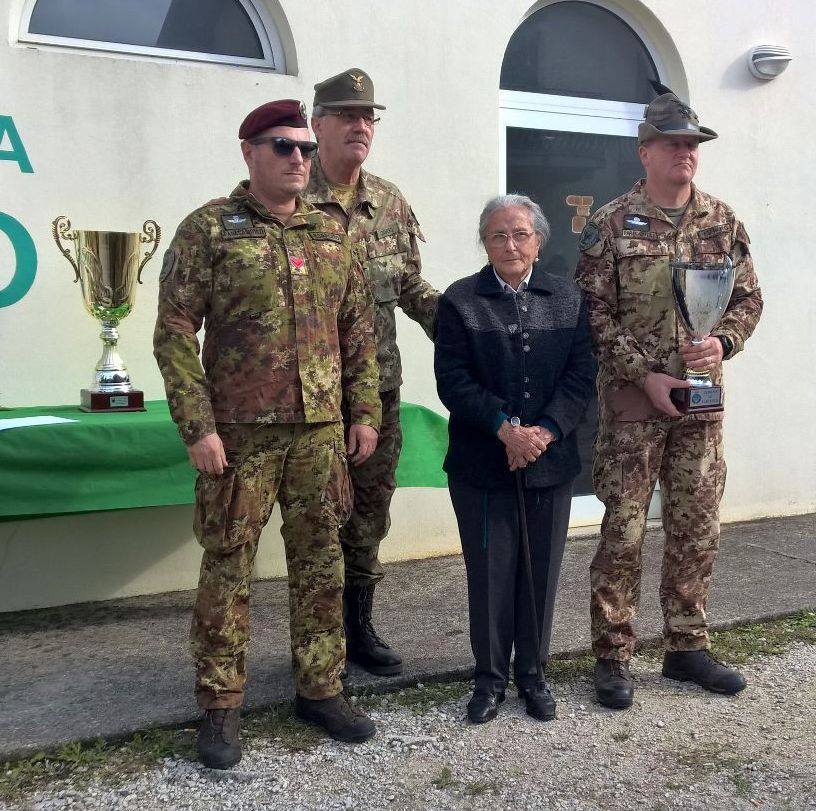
[
  {"x1": 663, "y1": 650, "x2": 747, "y2": 694},
  {"x1": 344, "y1": 583, "x2": 403, "y2": 676},
  {"x1": 593, "y1": 658, "x2": 634, "y2": 709},
  {"x1": 197, "y1": 708, "x2": 242, "y2": 769},
  {"x1": 295, "y1": 692, "x2": 376, "y2": 742}
]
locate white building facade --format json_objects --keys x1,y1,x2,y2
[{"x1": 1, "y1": 0, "x2": 813, "y2": 610}]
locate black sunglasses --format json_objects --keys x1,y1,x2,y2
[{"x1": 250, "y1": 136, "x2": 319, "y2": 159}]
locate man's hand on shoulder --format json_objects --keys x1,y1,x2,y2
[
  {"x1": 188, "y1": 432, "x2": 228, "y2": 475},
  {"x1": 347, "y1": 424, "x2": 378, "y2": 466},
  {"x1": 643, "y1": 372, "x2": 690, "y2": 418}
]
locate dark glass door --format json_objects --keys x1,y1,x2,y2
[{"x1": 506, "y1": 126, "x2": 644, "y2": 495}]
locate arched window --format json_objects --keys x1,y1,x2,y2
[
  {"x1": 499, "y1": 1, "x2": 665, "y2": 514},
  {"x1": 20, "y1": 0, "x2": 286, "y2": 71},
  {"x1": 501, "y1": 1, "x2": 659, "y2": 102}
]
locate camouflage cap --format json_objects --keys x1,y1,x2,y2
[
  {"x1": 313, "y1": 68, "x2": 386, "y2": 111},
  {"x1": 638, "y1": 93, "x2": 717, "y2": 145}
]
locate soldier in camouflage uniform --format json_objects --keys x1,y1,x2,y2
[
  {"x1": 303, "y1": 69, "x2": 439, "y2": 676},
  {"x1": 574, "y1": 93, "x2": 763, "y2": 709},
  {"x1": 153, "y1": 100, "x2": 382, "y2": 768}
]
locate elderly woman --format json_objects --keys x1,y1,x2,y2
[{"x1": 435, "y1": 194, "x2": 594, "y2": 724}]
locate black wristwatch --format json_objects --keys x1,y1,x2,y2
[{"x1": 715, "y1": 334, "x2": 733, "y2": 358}]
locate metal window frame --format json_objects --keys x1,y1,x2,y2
[{"x1": 18, "y1": 0, "x2": 286, "y2": 72}]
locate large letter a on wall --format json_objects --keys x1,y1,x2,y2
[{"x1": 0, "y1": 116, "x2": 34, "y2": 174}]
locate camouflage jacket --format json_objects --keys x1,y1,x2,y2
[
  {"x1": 302, "y1": 157, "x2": 439, "y2": 392},
  {"x1": 575, "y1": 180, "x2": 763, "y2": 423},
  {"x1": 153, "y1": 182, "x2": 381, "y2": 446}
]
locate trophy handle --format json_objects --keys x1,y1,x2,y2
[
  {"x1": 51, "y1": 216, "x2": 80, "y2": 283},
  {"x1": 137, "y1": 219, "x2": 162, "y2": 284}
]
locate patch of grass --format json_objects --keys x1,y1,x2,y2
[
  {"x1": 432, "y1": 766, "x2": 457, "y2": 789},
  {"x1": 465, "y1": 779, "x2": 498, "y2": 796},
  {"x1": 0, "y1": 702, "x2": 322, "y2": 802},
  {"x1": 676, "y1": 740, "x2": 751, "y2": 796},
  {"x1": 729, "y1": 771, "x2": 752, "y2": 798},
  {"x1": 358, "y1": 680, "x2": 471, "y2": 714},
  {"x1": 0, "y1": 728, "x2": 196, "y2": 803},
  {"x1": 546, "y1": 653, "x2": 595, "y2": 682},
  {"x1": 243, "y1": 703, "x2": 324, "y2": 752},
  {"x1": 638, "y1": 610, "x2": 816, "y2": 664},
  {"x1": 709, "y1": 611, "x2": 816, "y2": 665}
]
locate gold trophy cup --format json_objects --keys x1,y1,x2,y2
[{"x1": 52, "y1": 216, "x2": 161, "y2": 412}]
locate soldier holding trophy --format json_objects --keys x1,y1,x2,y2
[
  {"x1": 575, "y1": 92, "x2": 763, "y2": 709},
  {"x1": 154, "y1": 99, "x2": 382, "y2": 768}
]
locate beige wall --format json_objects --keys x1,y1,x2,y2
[{"x1": 1, "y1": 0, "x2": 813, "y2": 609}]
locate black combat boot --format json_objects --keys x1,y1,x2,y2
[
  {"x1": 663, "y1": 650, "x2": 747, "y2": 694},
  {"x1": 295, "y1": 693, "x2": 376, "y2": 742},
  {"x1": 593, "y1": 659, "x2": 634, "y2": 709},
  {"x1": 344, "y1": 583, "x2": 403, "y2": 676},
  {"x1": 197, "y1": 708, "x2": 242, "y2": 769}
]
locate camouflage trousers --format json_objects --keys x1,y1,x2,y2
[
  {"x1": 590, "y1": 418, "x2": 726, "y2": 661},
  {"x1": 340, "y1": 388, "x2": 402, "y2": 585},
  {"x1": 190, "y1": 421, "x2": 352, "y2": 709}
]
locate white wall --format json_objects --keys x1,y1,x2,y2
[{"x1": 0, "y1": 0, "x2": 813, "y2": 608}]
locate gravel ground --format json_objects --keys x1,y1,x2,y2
[{"x1": 5, "y1": 645, "x2": 815, "y2": 811}]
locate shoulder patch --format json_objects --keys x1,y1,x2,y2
[
  {"x1": 159, "y1": 248, "x2": 178, "y2": 283},
  {"x1": 578, "y1": 221, "x2": 601, "y2": 252},
  {"x1": 408, "y1": 206, "x2": 425, "y2": 242}
]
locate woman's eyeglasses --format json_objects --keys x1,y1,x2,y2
[{"x1": 486, "y1": 230, "x2": 535, "y2": 248}]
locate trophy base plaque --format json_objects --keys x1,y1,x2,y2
[
  {"x1": 80, "y1": 389, "x2": 146, "y2": 413},
  {"x1": 670, "y1": 385, "x2": 723, "y2": 415}
]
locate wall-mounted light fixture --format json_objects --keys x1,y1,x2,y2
[{"x1": 748, "y1": 45, "x2": 792, "y2": 80}]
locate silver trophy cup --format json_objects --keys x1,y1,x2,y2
[{"x1": 670, "y1": 256, "x2": 735, "y2": 413}]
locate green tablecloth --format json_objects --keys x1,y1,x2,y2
[{"x1": 0, "y1": 400, "x2": 449, "y2": 520}]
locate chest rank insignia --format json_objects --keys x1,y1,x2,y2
[
  {"x1": 623, "y1": 214, "x2": 650, "y2": 231},
  {"x1": 289, "y1": 254, "x2": 306, "y2": 271},
  {"x1": 222, "y1": 214, "x2": 251, "y2": 230}
]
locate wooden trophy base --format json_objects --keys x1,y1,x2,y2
[
  {"x1": 80, "y1": 389, "x2": 146, "y2": 413},
  {"x1": 670, "y1": 384, "x2": 724, "y2": 415}
]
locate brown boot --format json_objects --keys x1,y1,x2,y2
[
  {"x1": 197, "y1": 708, "x2": 241, "y2": 769},
  {"x1": 295, "y1": 692, "x2": 376, "y2": 742}
]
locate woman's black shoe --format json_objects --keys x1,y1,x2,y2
[
  {"x1": 519, "y1": 684, "x2": 556, "y2": 721},
  {"x1": 466, "y1": 689, "x2": 506, "y2": 724}
]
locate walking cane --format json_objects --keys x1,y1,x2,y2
[{"x1": 510, "y1": 417, "x2": 547, "y2": 692}]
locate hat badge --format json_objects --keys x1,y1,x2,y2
[
  {"x1": 299, "y1": 101, "x2": 307, "y2": 119},
  {"x1": 349, "y1": 72, "x2": 366, "y2": 93}
]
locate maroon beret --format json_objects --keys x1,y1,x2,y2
[{"x1": 238, "y1": 99, "x2": 308, "y2": 140}]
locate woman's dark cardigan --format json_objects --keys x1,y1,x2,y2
[{"x1": 434, "y1": 264, "x2": 595, "y2": 490}]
